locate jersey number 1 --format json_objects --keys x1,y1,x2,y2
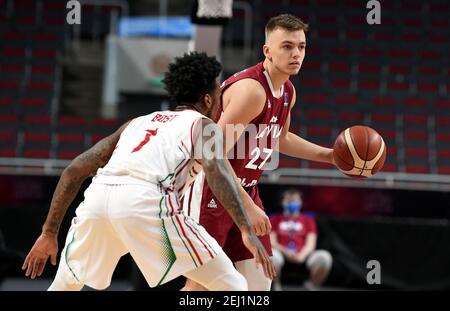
[{"x1": 132, "y1": 129, "x2": 158, "y2": 153}]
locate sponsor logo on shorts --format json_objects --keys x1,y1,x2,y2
[{"x1": 207, "y1": 199, "x2": 217, "y2": 209}]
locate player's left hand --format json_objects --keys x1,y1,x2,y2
[
  {"x1": 241, "y1": 230, "x2": 277, "y2": 280},
  {"x1": 22, "y1": 233, "x2": 58, "y2": 279}
]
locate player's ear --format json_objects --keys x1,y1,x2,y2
[
  {"x1": 204, "y1": 93, "x2": 213, "y2": 108},
  {"x1": 263, "y1": 44, "x2": 271, "y2": 61}
]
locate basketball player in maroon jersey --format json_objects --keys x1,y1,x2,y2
[{"x1": 183, "y1": 14, "x2": 335, "y2": 291}]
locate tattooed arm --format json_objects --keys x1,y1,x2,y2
[
  {"x1": 197, "y1": 118, "x2": 276, "y2": 279},
  {"x1": 43, "y1": 121, "x2": 129, "y2": 236},
  {"x1": 22, "y1": 122, "x2": 129, "y2": 279}
]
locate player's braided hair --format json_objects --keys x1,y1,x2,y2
[{"x1": 163, "y1": 52, "x2": 222, "y2": 105}]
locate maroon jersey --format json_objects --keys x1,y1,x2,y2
[
  {"x1": 270, "y1": 214, "x2": 317, "y2": 252},
  {"x1": 217, "y1": 62, "x2": 294, "y2": 187},
  {"x1": 188, "y1": 62, "x2": 295, "y2": 262}
]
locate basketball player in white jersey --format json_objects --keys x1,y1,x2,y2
[{"x1": 22, "y1": 52, "x2": 275, "y2": 291}]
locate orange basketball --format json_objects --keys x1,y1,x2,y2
[{"x1": 333, "y1": 125, "x2": 387, "y2": 178}]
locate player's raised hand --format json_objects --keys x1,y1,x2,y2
[
  {"x1": 22, "y1": 233, "x2": 58, "y2": 279},
  {"x1": 241, "y1": 230, "x2": 276, "y2": 280},
  {"x1": 245, "y1": 203, "x2": 272, "y2": 236}
]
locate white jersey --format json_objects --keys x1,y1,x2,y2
[
  {"x1": 61, "y1": 109, "x2": 223, "y2": 288},
  {"x1": 94, "y1": 109, "x2": 204, "y2": 193}
]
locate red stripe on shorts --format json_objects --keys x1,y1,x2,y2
[
  {"x1": 183, "y1": 217, "x2": 214, "y2": 260},
  {"x1": 175, "y1": 215, "x2": 203, "y2": 265}
]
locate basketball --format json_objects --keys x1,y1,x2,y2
[{"x1": 333, "y1": 125, "x2": 387, "y2": 178}]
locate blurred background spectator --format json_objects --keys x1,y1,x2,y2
[{"x1": 270, "y1": 189, "x2": 333, "y2": 291}]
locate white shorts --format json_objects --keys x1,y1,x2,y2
[{"x1": 60, "y1": 182, "x2": 222, "y2": 290}]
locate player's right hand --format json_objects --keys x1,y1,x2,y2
[
  {"x1": 245, "y1": 203, "x2": 271, "y2": 236},
  {"x1": 22, "y1": 233, "x2": 58, "y2": 279},
  {"x1": 241, "y1": 231, "x2": 276, "y2": 280}
]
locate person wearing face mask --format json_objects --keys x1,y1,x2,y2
[{"x1": 270, "y1": 189, "x2": 333, "y2": 291}]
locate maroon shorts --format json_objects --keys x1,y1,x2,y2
[{"x1": 199, "y1": 184, "x2": 272, "y2": 263}]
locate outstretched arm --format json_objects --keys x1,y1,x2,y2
[
  {"x1": 280, "y1": 132, "x2": 334, "y2": 164},
  {"x1": 278, "y1": 88, "x2": 334, "y2": 164},
  {"x1": 22, "y1": 121, "x2": 129, "y2": 279},
  {"x1": 43, "y1": 122, "x2": 129, "y2": 236}
]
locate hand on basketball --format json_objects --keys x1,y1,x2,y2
[
  {"x1": 241, "y1": 231, "x2": 277, "y2": 280},
  {"x1": 22, "y1": 233, "x2": 58, "y2": 279},
  {"x1": 245, "y1": 204, "x2": 271, "y2": 236}
]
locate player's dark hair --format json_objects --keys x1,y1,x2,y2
[
  {"x1": 265, "y1": 14, "x2": 308, "y2": 37},
  {"x1": 163, "y1": 52, "x2": 222, "y2": 105}
]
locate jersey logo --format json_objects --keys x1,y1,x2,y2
[
  {"x1": 255, "y1": 124, "x2": 283, "y2": 139},
  {"x1": 207, "y1": 199, "x2": 217, "y2": 209},
  {"x1": 237, "y1": 177, "x2": 258, "y2": 187},
  {"x1": 267, "y1": 99, "x2": 272, "y2": 109},
  {"x1": 270, "y1": 116, "x2": 278, "y2": 123}
]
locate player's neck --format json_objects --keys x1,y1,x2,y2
[
  {"x1": 175, "y1": 104, "x2": 204, "y2": 115},
  {"x1": 263, "y1": 59, "x2": 289, "y2": 93}
]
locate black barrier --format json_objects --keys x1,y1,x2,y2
[
  {"x1": 314, "y1": 216, "x2": 450, "y2": 290},
  {"x1": 1, "y1": 175, "x2": 449, "y2": 290}
]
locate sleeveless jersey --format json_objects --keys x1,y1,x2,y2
[
  {"x1": 179, "y1": 63, "x2": 294, "y2": 260},
  {"x1": 218, "y1": 62, "x2": 294, "y2": 187},
  {"x1": 95, "y1": 109, "x2": 204, "y2": 195},
  {"x1": 182, "y1": 62, "x2": 295, "y2": 225},
  {"x1": 68, "y1": 110, "x2": 226, "y2": 287}
]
